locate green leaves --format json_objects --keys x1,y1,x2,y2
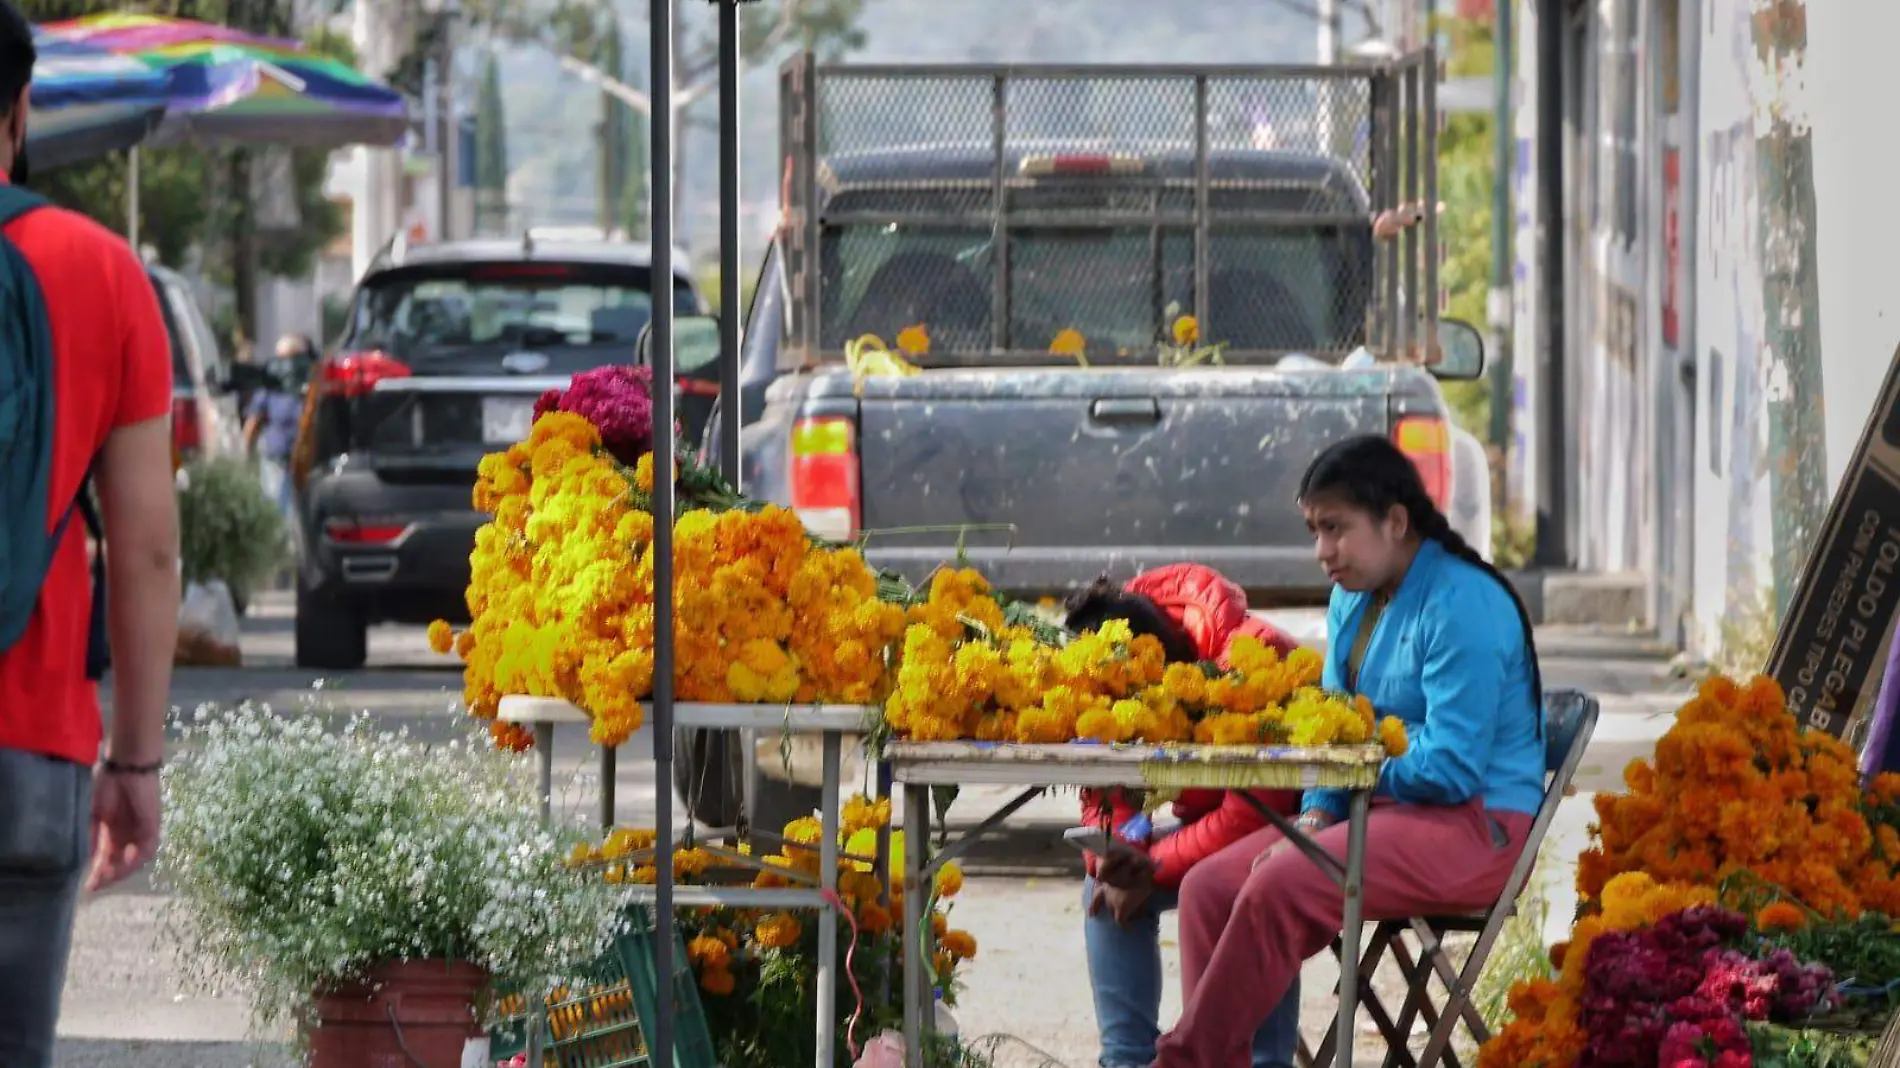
[{"x1": 176, "y1": 456, "x2": 293, "y2": 603}]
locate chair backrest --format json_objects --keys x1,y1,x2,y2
[
  {"x1": 1542, "y1": 689, "x2": 1599, "y2": 781},
  {"x1": 1483, "y1": 689, "x2": 1599, "y2": 920}
]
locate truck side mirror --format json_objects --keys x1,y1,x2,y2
[{"x1": 1427, "y1": 318, "x2": 1486, "y2": 381}]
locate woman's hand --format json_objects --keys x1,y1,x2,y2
[
  {"x1": 1091, "y1": 850, "x2": 1159, "y2": 925},
  {"x1": 1252, "y1": 811, "x2": 1338, "y2": 871},
  {"x1": 1096, "y1": 847, "x2": 1157, "y2": 890}
]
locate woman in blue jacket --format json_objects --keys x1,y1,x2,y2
[{"x1": 1152, "y1": 435, "x2": 1547, "y2": 1068}]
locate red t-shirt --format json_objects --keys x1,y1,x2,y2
[{"x1": 0, "y1": 193, "x2": 172, "y2": 765}]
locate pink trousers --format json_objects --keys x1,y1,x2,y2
[{"x1": 1153, "y1": 799, "x2": 1534, "y2": 1068}]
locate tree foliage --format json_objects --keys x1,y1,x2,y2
[
  {"x1": 1433, "y1": 12, "x2": 1500, "y2": 439},
  {"x1": 474, "y1": 53, "x2": 509, "y2": 233}
]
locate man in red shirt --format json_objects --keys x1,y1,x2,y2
[{"x1": 0, "y1": 6, "x2": 181, "y2": 1063}]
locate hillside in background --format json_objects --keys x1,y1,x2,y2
[{"x1": 491, "y1": 0, "x2": 1373, "y2": 259}]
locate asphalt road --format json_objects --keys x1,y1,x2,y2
[{"x1": 57, "y1": 594, "x2": 1689, "y2": 1067}]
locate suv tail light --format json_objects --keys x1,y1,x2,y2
[
  {"x1": 172, "y1": 395, "x2": 202, "y2": 459},
  {"x1": 1393, "y1": 415, "x2": 1452, "y2": 513},
  {"x1": 789, "y1": 416, "x2": 859, "y2": 542},
  {"x1": 320, "y1": 350, "x2": 411, "y2": 398},
  {"x1": 323, "y1": 517, "x2": 412, "y2": 544}
]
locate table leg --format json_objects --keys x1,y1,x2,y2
[
  {"x1": 534, "y1": 723, "x2": 554, "y2": 824},
  {"x1": 1336, "y1": 789, "x2": 1372, "y2": 1068},
  {"x1": 600, "y1": 745, "x2": 617, "y2": 830},
  {"x1": 530, "y1": 721, "x2": 555, "y2": 1067},
  {"x1": 742, "y1": 726, "x2": 760, "y2": 838},
  {"x1": 816, "y1": 732, "x2": 842, "y2": 1068},
  {"x1": 902, "y1": 783, "x2": 928, "y2": 1068},
  {"x1": 875, "y1": 762, "x2": 894, "y2": 1014}
]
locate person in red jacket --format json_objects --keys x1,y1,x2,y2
[{"x1": 1062, "y1": 565, "x2": 1304, "y2": 1068}]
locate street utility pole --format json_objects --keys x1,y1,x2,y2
[{"x1": 1488, "y1": 0, "x2": 1514, "y2": 463}]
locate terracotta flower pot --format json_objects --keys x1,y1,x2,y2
[{"x1": 307, "y1": 959, "x2": 488, "y2": 1068}]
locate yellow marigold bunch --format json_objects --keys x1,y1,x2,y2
[
  {"x1": 881, "y1": 592, "x2": 1410, "y2": 754},
  {"x1": 437, "y1": 406, "x2": 905, "y2": 747},
  {"x1": 1576, "y1": 674, "x2": 1900, "y2": 919}
]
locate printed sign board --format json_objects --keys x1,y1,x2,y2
[{"x1": 1767, "y1": 342, "x2": 1900, "y2": 738}]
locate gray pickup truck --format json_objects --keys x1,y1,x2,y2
[{"x1": 672, "y1": 55, "x2": 1488, "y2": 828}]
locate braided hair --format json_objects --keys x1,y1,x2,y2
[
  {"x1": 1298, "y1": 435, "x2": 1544, "y2": 714},
  {"x1": 1062, "y1": 576, "x2": 1201, "y2": 665}
]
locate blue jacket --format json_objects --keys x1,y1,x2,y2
[{"x1": 1302, "y1": 539, "x2": 1544, "y2": 820}]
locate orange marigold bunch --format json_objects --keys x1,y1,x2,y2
[{"x1": 1577, "y1": 674, "x2": 1900, "y2": 918}]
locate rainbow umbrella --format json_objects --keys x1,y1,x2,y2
[
  {"x1": 27, "y1": 27, "x2": 170, "y2": 168},
  {"x1": 40, "y1": 14, "x2": 409, "y2": 150}
]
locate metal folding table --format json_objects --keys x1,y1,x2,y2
[
  {"x1": 500, "y1": 696, "x2": 878, "y2": 1068},
  {"x1": 884, "y1": 740, "x2": 1386, "y2": 1068}
]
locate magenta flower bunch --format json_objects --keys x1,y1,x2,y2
[
  {"x1": 1578, "y1": 907, "x2": 1835, "y2": 1068},
  {"x1": 533, "y1": 365, "x2": 658, "y2": 466}
]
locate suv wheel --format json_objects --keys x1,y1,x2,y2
[{"x1": 295, "y1": 580, "x2": 368, "y2": 670}]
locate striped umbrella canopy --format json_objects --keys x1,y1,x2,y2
[
  {"x1": 39, "y1": 13, "x2": 409, "y2": 150},
  {"x1": 26, "y1": 27, "x2": 170, "y2": 168}
]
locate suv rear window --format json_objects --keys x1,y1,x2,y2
[{"x1": 349, "y1": 264, "x2": 699, "y2": 355}]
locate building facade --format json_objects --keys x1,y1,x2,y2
[{"x1": 1513, "y1": 0, "x2": 1900, "y2": 658}]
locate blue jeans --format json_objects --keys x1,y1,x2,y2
[
  {"x1": 1083, "y1": 876, "x2": 1300, "y2": 1068},
  {"x1": 0, "y1": 748, "x2": 92, "y2": 1067}
]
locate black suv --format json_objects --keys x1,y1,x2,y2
[{"x1": 295, "y1": 234, "x2": 703, "y2": 669}]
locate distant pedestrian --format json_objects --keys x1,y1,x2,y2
[
  {"x1": 272, "y1": 331, "x2": 318, "y2": 391},
  {"x1": 244, "y1": 357, "x2": 305, "y2": 521},
  {"x1": 0, "y1": 4, "x2": 181, "y2": 1064}
]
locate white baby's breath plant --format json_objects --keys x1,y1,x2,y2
[{"x1": 156, "y1": 701, "x2": 623, "y2": 1036}]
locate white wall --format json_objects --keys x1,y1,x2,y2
[{"x1": 1683, "y1": 0, "x2": 1900, "y2": 655}]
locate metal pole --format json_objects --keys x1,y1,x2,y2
[
  {"x1": 1672, "y1": 0, "x2": 1702, "y2": 648},
  {"x1": 125, "y1": 146, "x2": 140, "y2": 248},
  {"x1": 1423, "y1": 44, "x2": 1438, "y2": 364},
  {"x1": 438, "y1": 19, "x2": 456, "y2": 243},
  {"x1": 717, "y1": 0, "x2": 743, "y2": 482},
  {"x1": 1487, "y1": 0, "x2": 1515, "y2": 457},
  {"x1": 1193, "y1": 75, "x2": 1210, "y2": 335},
  {"x1": 813, "y1": 733, "x2": 842, "y2": 1068},
  {"x1": 1532, "y1": 0, "x2": 1568, "y2": 567},
  {"x1": 1401, "y1": 61, "x2": 1419, "y2": 359},
  {"x1": 901, "y1": 784, "x2": 928, "y2": 1068},
  {"x1": 1336, "y1": 788, "x2": 1372, "y2": 1068},
  {"x1": 989, "y1": 74, "x2": 1008, "y2": 353},
  {"x1": 600, "y1": 746, "x2": 617, "y2": 829},
  {"x1": 648, "y1": 0, "x2": 678, "y2": 1063}
]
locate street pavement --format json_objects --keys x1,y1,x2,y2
[{"x1": 57, "y1": 595, "x2": 1690, "y2": 1067}]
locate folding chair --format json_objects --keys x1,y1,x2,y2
[{"x1": 1297, "y1": 689, "x2": 1600, "y2": 1068}]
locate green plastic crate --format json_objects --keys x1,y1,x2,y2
[{"x1": 491, "y1": 905, "x2": 719, "y2": 1068}]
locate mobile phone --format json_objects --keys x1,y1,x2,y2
[{"x1": 1063, "y1": 826, "x2": 1139, "y2": 857}]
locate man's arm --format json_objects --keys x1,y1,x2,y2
[{"x1": 96, "y1": 414, "x2": 178, "y2": 767}]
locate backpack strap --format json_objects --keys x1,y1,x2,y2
[{"x1": 0, "y1": 185, "x2": 48, "y2": 228}]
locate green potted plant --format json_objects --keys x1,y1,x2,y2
[
  {"x1": 157, "y1": 701, "x2": 623, "y2": 1066},
  {"x1": 176, "y1": 455, "x2": 293, "y2": 615}
]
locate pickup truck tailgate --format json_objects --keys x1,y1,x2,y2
[{"x1": 855, "y1": 366, "x2": 1393, "y2": 562}]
